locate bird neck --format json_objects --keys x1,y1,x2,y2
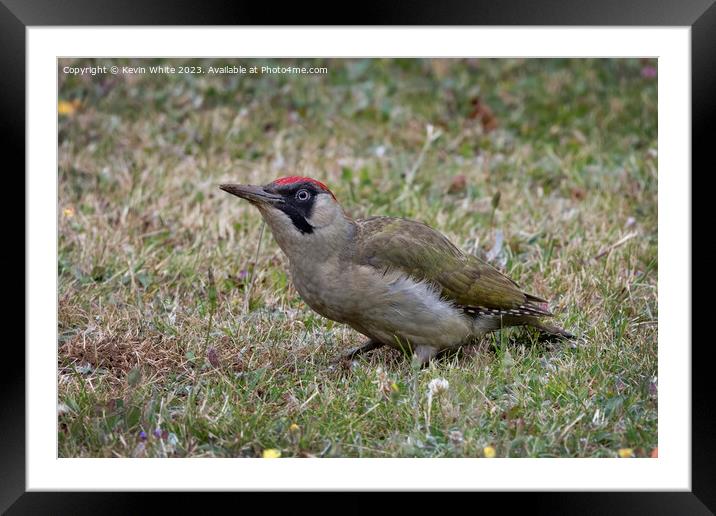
[{"x1": 270, "y1": 208, "x2": 357, "y2": 267}]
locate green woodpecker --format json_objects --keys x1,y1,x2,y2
[{"x1": 220, "y1": 176, "x2": 572, "y2": 365}]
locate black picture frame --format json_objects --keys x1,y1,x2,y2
[{"x1": 4, "y1": 0, "x2": 710, "y2": 513}]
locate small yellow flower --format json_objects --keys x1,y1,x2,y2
[
  {"x1": 390, "y1": 382, "x2": 399, "y2": 392},
  {"x1": 63, "y1": 207, "x2": 75, "y2": 218},
  {"x1": 483, "y1": 446, "x2": 496, "y2": 458},
  {"x1": 58, "y1": 99, "x2": 81, "y2": 116},
  {"x1": 289, "y1": 423, "x2": 300, "y2": 433},
  {"x1": 618, "y1": 448, "x2": 634, "y2": 458},
  {"x1": 262, "y1": 448, "x2": 281, "y2": 458}
]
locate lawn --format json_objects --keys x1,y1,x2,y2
[{"x1": 58, "y1": 58, "x2": 658, "y2": 458}]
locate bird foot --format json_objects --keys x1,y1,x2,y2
[
  {"x1": 411, "y1": 345, "x2": 439, "y2": 369},
  {"x1": 332, "y1": 339, "x2": 383, "y2": 364}
]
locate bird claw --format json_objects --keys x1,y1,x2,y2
[{"x1": 331, "y1": 340, "x2": 384, "y2": 364}]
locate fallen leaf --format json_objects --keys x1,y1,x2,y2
[
  {"x1": 207, "y1": 347, "x2": 220, "y2": 368},
  {"x1": 570, "y1": 186, "x2": 587, "y2": 201},
  {"x1": 447, "y1": 174, "x2": 467, "y2": 194},
  {"x1": 469, "y1": 97, "x2": 498, "y2": 132}
]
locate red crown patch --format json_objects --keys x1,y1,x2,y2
[{"x1": 272, "y1": 176, "x2": 335, "y2": 199}]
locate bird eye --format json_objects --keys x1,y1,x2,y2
[{"x1": 296, "y1": 189, "x2": 310, "y2": 201}]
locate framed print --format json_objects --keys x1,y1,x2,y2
[{"x1": 5, "y1": 0, "x2": 711, "y2": 512}]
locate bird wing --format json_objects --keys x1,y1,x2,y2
[{"x1": 353, "y1": 216, "x2": 551, "y2": 315}]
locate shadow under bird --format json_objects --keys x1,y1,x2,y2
[{"x1": 220, "y1": 176, "x2": 573, "y2": 366}]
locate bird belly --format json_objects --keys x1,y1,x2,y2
[{"x1": 291, "y1": 263, "x2": 473, "y2": 352}]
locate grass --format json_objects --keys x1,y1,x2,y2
[{"x1": 57, "y1": 58, "x2": 658, "y2": 458}]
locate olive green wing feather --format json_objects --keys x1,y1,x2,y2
[{"x1": 354, "y1": 216, "x2": 551, "y2": 315}]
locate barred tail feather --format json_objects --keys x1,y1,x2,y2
[{"x1": 458, "y1": 294, "x2": 554, "y2": 318}]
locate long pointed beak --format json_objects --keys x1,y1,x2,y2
[{"x1": 219, "y1": 184, "x2": 284, "y2": 205}]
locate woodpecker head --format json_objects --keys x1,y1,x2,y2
[{"x1": 220, "y1": 176, "x2": 351, "y2": 258}]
